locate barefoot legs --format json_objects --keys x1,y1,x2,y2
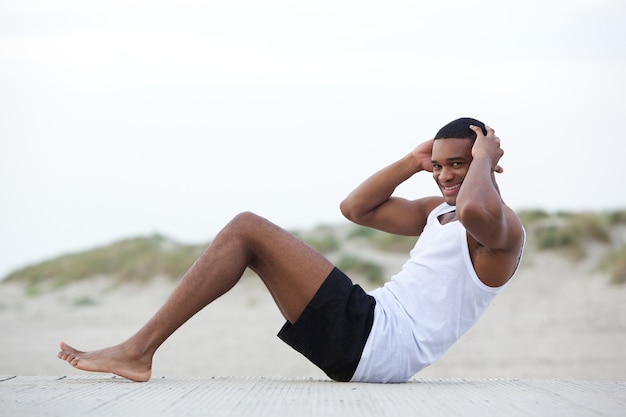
[{"x1": 58, "y1": 212, "x2": 334, "y2": 381}]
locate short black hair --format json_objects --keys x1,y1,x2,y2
[{"x1": 434, "y1": 117, "x2": 487, "y2": 141}]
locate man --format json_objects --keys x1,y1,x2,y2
[{"x1": 58, "y1": 117, "x2": 525, "y2": 383}]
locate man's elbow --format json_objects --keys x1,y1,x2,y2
[
  {"x1": 458, "y1": 198, "x2": 503, "y2": 224},
  {"x1": 339, "y1": 199, "x2": 357, "y2": 222},
  {"x1": 339, "y1": 198, "x2": 369, "y2": 224},
  {"x1": 462, "y1": 214, "x2": 512, "y2": 249}
]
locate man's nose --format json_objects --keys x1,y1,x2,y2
[{"x1": 439, "y1": 166, "x2": 453, "y2": 181}]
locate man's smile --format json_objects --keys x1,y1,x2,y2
[{"x1": 440, "y1": 182, "x2": 462, "y2": 196}]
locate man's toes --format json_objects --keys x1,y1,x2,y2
[
  {"x1": 65, "y1": 354, "x2": 79, "y2": 366},
  {"x1": 60, "y1": 342, "x2": 82, "y2": 354}
]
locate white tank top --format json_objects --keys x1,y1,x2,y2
[{"x1": 351, "y1": 202, "x2": 523, "y2": 383}]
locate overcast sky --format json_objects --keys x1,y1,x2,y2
[{"x1": 1, "y1": 0, "x2": 625, "y2": 279}]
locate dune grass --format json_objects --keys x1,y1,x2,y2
[
  {"x1": 335, "y1": 255, "x2": 385, "y2": 285},
  {"x1": 599, "y1": 245, "x2": 626, "y2": 285},
  {"x1": 4, "y1": 209, "x2": 626, "y2": 291},
  {"x1": 519, "y1": 209, "x2": 624, "y2": 260},
  {"x1": 4, "y1": 234, "x2": 207, "y2": 292},
  {"x1": 347, "y1": 225, "x2": 418, "y2": 253},
  {"x1": 296, "y1": 225, "x2": 341, "y2": 254}
]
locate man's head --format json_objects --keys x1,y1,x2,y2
[
  {"x1": 431, "y1": 117, "x2": 486, "y2": 206},
  {"x1": 434, "y1": 117, "x2": 487, "y2": 142}
]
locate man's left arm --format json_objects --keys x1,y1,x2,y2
[{"x1": 455, "y1": 125, "x2": 523, "y2": 251}]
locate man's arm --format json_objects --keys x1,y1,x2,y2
[
  {"x1": 340, "y1": 139, "x2": 443, "y2": 236},
  {"x1": 456, "y1": 125, "x2": 523, "y2": 251}
]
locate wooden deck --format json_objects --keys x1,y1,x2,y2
[{"x1": 1, "y1": 375, "x2": 624, "y2": 417}]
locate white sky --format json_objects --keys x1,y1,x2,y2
[{"x1": 1, "y1": 0, "x2": 625, "y2": 279}]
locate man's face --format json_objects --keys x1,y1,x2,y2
[{"x1": 431, "y1": 138, "x2": 474, "y2": 206}]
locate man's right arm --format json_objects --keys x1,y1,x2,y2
[{"x1": 340, "y1": 140, "x2": 443, "y2": 236}]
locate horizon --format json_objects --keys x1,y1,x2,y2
[{"x1": 3, "y1": 206, "x2": 626, "y2": 281}]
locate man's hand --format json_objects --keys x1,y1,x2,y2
[
  {"x1": 470, "y1": 125, "x2": 504, "y2": 173},
  {"x1": 410, "y1": 138, "x2": 435, "y2": 173}
]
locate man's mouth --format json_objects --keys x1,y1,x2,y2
[{"x1": 440, "y1": 183, "x2": 461, "y2": 195}]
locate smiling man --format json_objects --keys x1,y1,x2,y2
[
  {"x1": 58, "y1": 117, "x2": 525, "y2": 383},
  {"x1": 340, "y1": 117, "x2": 525, "y2": 381}
]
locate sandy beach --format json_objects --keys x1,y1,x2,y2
[{"x1": 1, "y1": 233, "x2": 625, "y2": 382}]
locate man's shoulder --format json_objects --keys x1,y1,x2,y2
[{"x1": 420, "y1": 197, "x2": 446, "y2": 215}]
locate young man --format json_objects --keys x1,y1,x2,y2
[{"x1": 58, "y1": 117, "x2": 525, "y2": 383}]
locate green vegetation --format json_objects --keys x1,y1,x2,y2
[
  {"x1": 347, "y1": 225, "x2": 417, "y2": 253},
  {"x1": 4, "y1": 209, "x2": 626, "y2": 291},
  {"x1": 517, "y1": 209, "x2": 626, "y2": 284},
  {"x1": 3, "y1": 234, "x2": 207, "y2": 291},
  {"x1": 605, "y1": 209, "x2": 626, "y2": 225},
  {"x1": 71, "y1": 296, "x2": 99, "y2": 307},
  {"x1": 599, "y1": 245, "x2": 626, "y2": 285},
  {"x1": 336, "y1": 255, "x2": 384, "y2": 285},
  {"x1": 517, "y1": 209, "x2": 550, "y2": 226},
  {"x1": 301, "y1": 225, "x2": 341, "y2": 254},
  {"x1": 522, "y1": 210, "x2": 619, "y2": 259}
]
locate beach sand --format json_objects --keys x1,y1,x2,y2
[{"x1": 1, "y1": 242, "x2": 625, "y2": 381}]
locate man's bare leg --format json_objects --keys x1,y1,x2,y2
[{"x1": 58, "y1": 212, "x2": 334, "y2": 381}]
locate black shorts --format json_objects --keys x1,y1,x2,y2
[{"x1": 277, "y1": 267, "x2": 376, "y2": 382}]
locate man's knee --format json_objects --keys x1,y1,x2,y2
[
  {"x1": 226, "y1": 211, "x2": 287, "y2": 250},
  {"x1": 230, "y1": 211, "x2": 262, "y2": 226},
  {"x1": 225, "y1": 212, "x2": 280, "y2": 263},
  {"x1": 225, "y1": 212, "x2": 266, "y2": 237}
]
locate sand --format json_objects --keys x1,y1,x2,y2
[{"x1": 1, "y1": 240, "x2": 625, "y2": 381}]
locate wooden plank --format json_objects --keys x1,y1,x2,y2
[{"x1": 0, "y1": 376, "x2": 624, "y2": 417}]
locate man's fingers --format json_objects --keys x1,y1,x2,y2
[
  {"x1": 470, "y1": 124, "x2": 496, "y2": 136},
  {"x1": 469, "y1": 125, "x2": 484, "y2": 136}
]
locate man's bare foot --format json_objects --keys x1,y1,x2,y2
[{"x1": 57, "y1": 341, "x2": 152, "y2": 382}]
